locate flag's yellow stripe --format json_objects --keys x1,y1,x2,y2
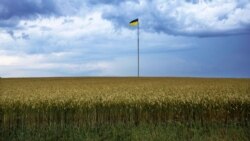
[{"x1": 129, "y1": 21, "x2": 138, "y2": 26}]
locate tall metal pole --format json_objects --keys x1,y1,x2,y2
[{"x1": 137, "y1": 19, "x2": 140, "y2": 77}]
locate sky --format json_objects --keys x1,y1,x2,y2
[{"x1": 0, "y1": 0, "x2": 250, "y2": 78}]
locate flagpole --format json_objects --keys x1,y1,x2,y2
[
  {"x1": 137, "y1": 19, "x2": 140, "y2": 77},
  {"x1": 129, "y1": 18, "x2": 140, "y2": 77}
]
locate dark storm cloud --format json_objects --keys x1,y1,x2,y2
[
  {"x1": 0, "y1": 0, "x2": 61, "y2": 31},
  {"x1": 7, "y1": 30, "x2": 15, "y2": 39},
  {"x1": 101, "y1": 0, "x2": 250, "y2": 37},
  {"x1": 6, "y1": 30, "x2": 29, "y2": 40},
  {"x1": 0, "y1": 0, "x2": 59, "y2": 20}
]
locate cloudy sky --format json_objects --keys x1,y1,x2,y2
[{"x1": 0, "y1": 0, "x2": 250, "y2": 78}]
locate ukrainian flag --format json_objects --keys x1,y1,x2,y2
[{"x1": 129, "y1": 18, "x2": 139, "y2": 26}]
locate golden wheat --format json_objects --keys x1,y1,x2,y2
[{"x1": 0, "y1": 77, "x2": 250, "y2": 129}]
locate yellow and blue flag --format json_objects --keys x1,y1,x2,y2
[{"x1": 129, "y1": 18, "x2": 139, "y2": 26}]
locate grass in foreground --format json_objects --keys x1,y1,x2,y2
[{"x1": 1, "y1": 123, "x2": 250, "y2": 141}]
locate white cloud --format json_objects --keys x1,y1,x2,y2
[
  {"x1": 18, "y1": 12, "x2": 114, "y2": 39},
  {"x1": 0, "y1": 51, "x2": 112, "y2": 77}
]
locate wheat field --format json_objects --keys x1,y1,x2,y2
[{"x1": 0, "y1": 77, "x2": 250, "y2": 140}]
